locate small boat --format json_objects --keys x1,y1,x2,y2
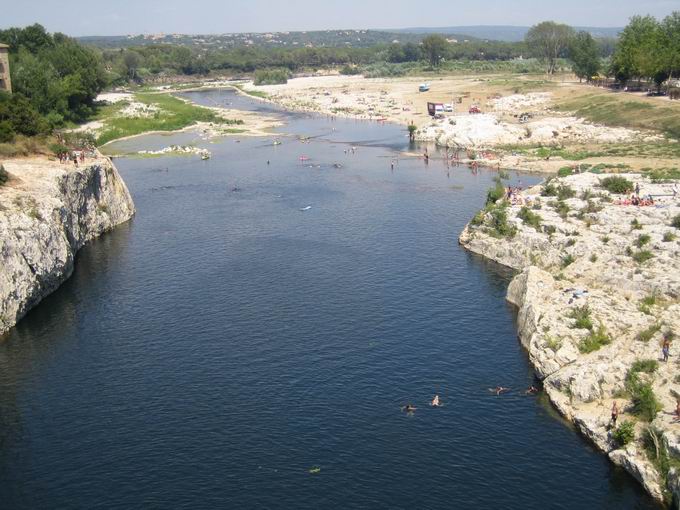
[
  {"x1": 300, "y1": 205, "x2": 312, "y2": 211},
  {"x1": 273, "y1": 140, "x2": 282, "y2": 146},
  {"x1": 201, "y1": 153, "x2": 210, "y2": 160},
  {"x1": 299, "y1": 155, "x2": 310, "y2": 161}
]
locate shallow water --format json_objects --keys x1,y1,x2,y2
[{"x1": 0, "y1": 90, "x2": 659, "y2": 509}]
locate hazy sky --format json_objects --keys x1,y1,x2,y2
[{"x1": 2, "y1": 0, "x2": 678, "y2": 36}]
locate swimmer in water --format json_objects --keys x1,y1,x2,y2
[
  {"x1": 401, "y1": 404, "x2": 416, "y2": 413},
  {"x1": 489, "y1": 386, "x2": 510, "y2": 396},
  {"x1": 431, "y1": 395, "x2": 440, "y2": 407},
  {"x1": 525, "y1": 386, "x2": 538, "y2": 395}
]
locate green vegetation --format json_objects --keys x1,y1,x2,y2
[
  {"x1": 635, "y1": 234, "x2": 651, "y2": 248},
  {"x1": 0, "y1": 24, "x2": 106, "y2": 140},
  {"x1": 96, "y1": 93, "x2": 243, "y2": 145},
  {"x1": 638, "y1": 323, "x2": 661, "y2": 342},
  {"x1": 671, "y1": 214, "x2": 680, "y2": 229},
  {"x1": 0, "y1": 165, "x2": 8, "y2": 186},
  {"x1": 568, "y1": 305, "x2": 593, "y2": 330},
  {"x1": 631, "y1": 250, "x2": 654, "y2": 264},
  {"x1": 625, "y1": 369, "x2": 661, "y2": 422},
  {"x1": 578, "y1": 323, "x2": 612, "y2": 353},
  {"x1": 662, "y1": 231, "x2": 677, "y2": 242},
  {"x1": 561, "y1": 253, "x2": 576, "y2": 268},
  {"x1": 589, "y1": 253, "x2": 598, "y2": 263},
  {"x1": 253, "y1": 68, "x2": 290, "y2": 85},
  {"x1": 600, "y1": 176, "x2": 634, "y2": 194},
  {"x1": 642, "y1": 427, "x2": 680, "y2": 503},
  {"x1": 630, "y1": 359, "x2": 659, "y2": 374},
  {"x1": 518, "y1": 207, "x2": 542, "y2": 230},
  {"x1": 485, "y1": 181, "x2": 505, "y2": 205},
  {"x1": 487, "y1": 203, "x2": 517, "y2": 239},
  {"x1": 550, "y1": 200, "x2": 570, "y2": 219},
  {"x1": 630, "y1": 218, "x2": 643, "y2": 230},
  {"x1": 612, "y1": 421, "x2": 635, "y2": 447}
]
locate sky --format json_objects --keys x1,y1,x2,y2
[{"x1": 2, "y1": 0, "x2": 678, "y2": 36}]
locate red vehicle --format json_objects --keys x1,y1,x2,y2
[{"x1": 468, "y1": 105, "x2": 482, "y2": 114}]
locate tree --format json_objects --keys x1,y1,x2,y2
[
  {"x1": 612, "y1": 16, "x2": 660, "y2": 84},
  {"x1": 661, "y1": 11, "x2": 680, "y2": 79},
  {"x1": 526, "y1": 21, "x2": 575, "y2": 74},
  {"x1": 569, "y1": 31, "x2": 601, "y2": 82},
  {"x1": 421, "y1": 35, "x2": 449, "y2": 68}
]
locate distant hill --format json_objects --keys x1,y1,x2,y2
[
  {"x1": 77, "y1": 30, "x2": 431, "y2": 50},
  {"x1": 388, "y1": 25, "x2": 622, "y2": 42}
]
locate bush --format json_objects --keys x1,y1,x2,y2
[
  {"x1": 488, "y1": 204, "x2": 517, "y2": 239},
  {"x1": 612, "y1": 421, "x2": 635, "y2": 447},
  {"x1": 558, "y1": 166, "x2": 574, "y2": 177},
  {"x1": 485, "y1": 182, "x2": 505, "y2": 205},
  {"x1": 561, "y1": 253, "x2": 575, "y2": 268},
  {"x1": 631, "y1": 359, "x2": 658, "y2": 374},
  {"x1": 0, "y1": 165, "x2": 8, "y2": 186},
  {"x1": 671, "y1": 214, "x2": 680, "y2": 229},
  {"x1": 625, "y1": 371, "x2": 661, "y2": 422},
  {"x1": 568, "y1": 305, "x2": 593, "y2": 330},
  {"x1": 339, "y1": 65, "x2": 361, "y2": 75},
  {"x1": 600, "y1": 176, "x2": 634, "y2": 194},
  {"x1": 663, "y1": 231, "x2": 677, "y2": 242},
  {"x1": 578, "y1": 324, "x2": 612, "y2": 353},
  {"x1": 518, "y1": 207, "x2": 542, "y2": 230},
  {"x1": 253, "y1": 68, "x2": 290, "y2": 86},
  {"x1": 557, "y1": 184, "x2": 576, "y2": 200},
  {"x1": 630, "y1": 218, "x2": 643, "y2": 230},
  {"x1": 631, "y1": 250, "x2": 654, "y2": 264},
  {"x1": 551, "y1": 200, "x2": 570, "y2": 219},
  {"x1": 635, "y1": 234, "x2": 651, "y2": 248},
  {"x1": 638, "y1": 323, "x2": 661, "y2": 342}
]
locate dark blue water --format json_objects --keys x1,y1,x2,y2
[{"x1": 0, "y1": 90, "x2": 658, "y2": 509}]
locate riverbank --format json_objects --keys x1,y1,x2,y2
[
  {"x1": 459, "y1": 172, "x2": 680, "y2": 505},
  {"x1": 0, "y1": 153, "x2": 135, "y2": 335},
  {"x1": 239, "y1": 74, "x2": 680, "y2": 176}
]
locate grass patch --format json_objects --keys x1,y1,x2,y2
[
  {"x1": 578, "y1": 323, "x2": 611, "y2": 353},
  {"x1": 568, "y1": 305, "x2": 593, "y2": 330},
  {"x1": 0, "y1": 165, "x2": 8, "y2": 186},
  {"x1": 671, "y1": 214, "x2": 680, "y2": 230},
  {"x1": 631, "y1": 250, "x2": 654, "y2": 264},
  {"x1": 97, "y1": 93, "x2": 244, "y2": 146},
  {"x1": 662, "y1": 231, "x2": 676, "y2": 242},
  {"x1": 634, "y1": 234, "x2": 651, "y2": 248},
  {"x1": 638, "y1": 324, "x2": 661, "y2": 342},
  {"x1": 561, "y1": 253, "x2": 575, "y2": 268},
  {"x1": 518, "y1": 207, "x2": 542, "y2": 230}
]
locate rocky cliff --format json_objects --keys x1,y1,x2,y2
[
  {"x1": 460, "y1": 172, "x2": 680, "y2": 506},
  {"x1": 0, "y1": 155, "x2": 135, "y2": 335}
]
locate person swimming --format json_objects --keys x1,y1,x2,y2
[
  {"x1": 431, "y1": 395, "x2": 440, "y2": 407},
  {"x1": 525, "y1": 386, "x2": 538, "y2": 395},
  {"x1": 401, "y1": 404, "x2": 416, "y2": 413},
  {"x1": 489, "y1": 386, "x2": 510, "y2": 396}
]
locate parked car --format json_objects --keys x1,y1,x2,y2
[
  {"x1": 443, "y1": 103, "x2": 454, "y2": 112},
  {"x1": 469, "y1": 105, "x2": 482, "y2": 114}
]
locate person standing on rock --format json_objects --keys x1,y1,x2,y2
[
  {"x1": 662, "y1": 335, "x2": 671, "y2": 362},
  {"x1": 611, "y1": 401, "x2": 619, "y2": 427}
]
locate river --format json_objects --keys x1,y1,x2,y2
[{"x1": 0, "y1": 89, "x2": 658, "y2": 509}]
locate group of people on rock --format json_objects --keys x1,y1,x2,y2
[
  {"x1": 505, "y1": 186, "x2": 525, "y2": 205},
  {"x1": 58, "y1": 150, "x2": 87, "y2": 166}
]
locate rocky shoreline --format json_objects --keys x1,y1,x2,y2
[
  {"x1": 0, "y1": 155, "x2": 135, "y2": 335},
  {"x1": 460, "y1": 171, "x2": 680, "y2": 505}
]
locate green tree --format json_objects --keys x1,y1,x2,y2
[
  {"x1": 569, "y1": 31, "x2": 601, "y2": 81},
  {"x1": 421, "y1": 35, "x2": 449, "y2": 68},
  {"x1": 526, "y1": 21, "x2": 575, "y2": 74}
]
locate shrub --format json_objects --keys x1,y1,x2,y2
[
  {"x1": 253, "y1": 68, "x2": 290, "y2": 85},
  {"x1": 601, "y1": 235, "x2": 610, "y2": 244},
  {"x1": 561, "y1": 254, "x2": 575, "y2": 268},
  {"x1": 589, "y1": 253, "x2": 598, "y2": 263},
  {"x1": 568, "y1": 305, "x2": 593, "y2": 330},
  {"x1": 566, "y1": 238, "x2": 576, "y2": 247},
  {"x1": 552, "y1": 200, "x2": 570, "y2": 219},
  {"x1": 638, "y1": 323, "x2": 661, "y2": 342},
  {"x1": 580, "y1": 189, "x2": 593, "y2": 201},
  {"x1": 544, "y1": 224, "x2": 556, "y2": 235},
  {"x1": 663, "y1": 231, "x2": 677, "y2": 242},
  {"x1": 578, "y1": 324, "x2": 612, "y2": 353},
  {"x1": 625, "y1": 371, "x2": 661, "y2": 422},
  {"x1": 518, "y1": 207, "x2": 542, "y2": 230},
  {"x1": 0, "y1": 165, "x2": 8, "y2": 186},
  {"x1": 541, "y1": 180, "x2": 558, "y2": 196},
  {"x1": 485, "y1": 182, "x2": 505, "y2": 205},
  {"x1": 488, "y1": 204, "x2": 517, "y2": 239},
  {"x1": 630, "y1": 218, "x2": 643, "y2": 230},
  {"x1": 631, "y1": 250, "x2": 654, "y2": 264},
  {"x1": 631, "y1": 359, "x2": 658, "y2": 374},
  {"x1": 635, "y1": 234, "x2": 651, "y2": 248},
  {"x1": 600, "y1": 176, "x2": 634, "y2": 194},
  {"x1": 612, "y1": 421, "x2": 635, "y2": 447},
  {"x1": 558, "y1": 166, "x2": 574, "y2": 177},
  {"x1": 557, "y1": 184, "x2": 576, "y2": 200},
  {"x1": 671, "y1": 214, "x2": 680, "y2": 229}
]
